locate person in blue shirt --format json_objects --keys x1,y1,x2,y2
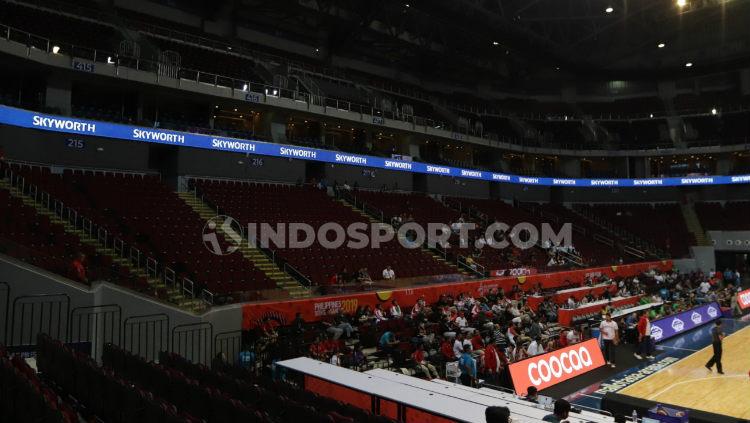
[
  {"x1": 379, "y1": 331, "x2": 398, "y2": 355},
  {"x1": 459, "y1": 345, "x2": 477, "y2": 387},
  {"x1": 238, "y1": 344, "x2": 255, "y2": 369}
]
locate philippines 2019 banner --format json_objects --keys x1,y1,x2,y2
[
  {"x1": 649, "y1": 302, "x2": 722, "y2": 343},
  {"x1": 2, "y1": 105, "x2": 750, "y2": 188},
  {"x1": 241, "y1": 260, "x2": 672, "y2": 329}
]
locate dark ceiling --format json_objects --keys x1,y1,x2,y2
[{"x1": 227, "y1": 0, "x2": 750, "y2": 84}]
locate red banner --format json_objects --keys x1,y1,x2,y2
[
  {"x1": 507, "y1": 338, "x2": 606, "y2": 395},
  {"x1": 242, "y1": 260, "x2": 672, "y2": 329},
  {"x1": 738, "y1": 288, "x2": 750, "y2": 310}
]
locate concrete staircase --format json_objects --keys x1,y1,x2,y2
[
  {"x1": 681, "y1": 203, "x2": 711, "y2": 246},
  {"x1": 177, "y1": 192, "x2": 311, "y2": 298},
  {"x1": 0, "y1": 179, "x2": 205, "y2": 313},
  {"x1": 337, "y1": 199, "x2": 471, "y2": 276}
]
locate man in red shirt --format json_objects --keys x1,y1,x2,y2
[
  {"x1": 412, "y1": 344, "x2": 439, "y2": 380},
  {"x1": 635, "y1": 311, "x2": 654, "y2": 360},
  {"x1": 71, "y1": 253, "x2": 88, "y2": 283}
]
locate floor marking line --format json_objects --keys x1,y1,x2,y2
[
  {"x1": 647, "y1": 375, "x2": 748, "y2": 400},
  {"x1": 656, "y1": 346, "x2": 699, "y2": 352},
  {"x1": 623, "y1": 323, "x2": 750, "y2": 392}
]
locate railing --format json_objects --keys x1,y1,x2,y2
[
  {"x1": 3, "y1": 9, "x2": 750, "y2": 153},
  {"x1": 188, "y1": 178, "x2": 312, "y2": 293},
  {"x1": 1, "y1": 165, "x2": 200, "y2": 303},
  {"x1": 457, "y1": 254, "x2": 486, "y2": 277}
]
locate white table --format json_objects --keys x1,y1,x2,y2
[
  {"x1": 366, "y1": 369, "x2": 615, "y2": 423},
  {"x1": 278, "y1": 357, "x2": 489, "y2": 422},
  {"x1": 611, "y1": 301, "x2": 663, "y2": 319}
]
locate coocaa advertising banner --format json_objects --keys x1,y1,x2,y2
[
  {"x1": 2, "y1": 105, "x2": 750, "y2": 188},
  {"x1": 649, "y1": 302, "x2": 721, "y2": 343},
  {"x1": 508, "y1": 339, "x2": 606, "y2": 395}
]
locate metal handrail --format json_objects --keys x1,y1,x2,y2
[{"x1": 1, "y1": 165, "x2": 198, "y2": 300}]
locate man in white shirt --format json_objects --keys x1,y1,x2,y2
[
  {"x1": 599, "y1": 313, "x2": 619, "y2": 368},
  {"x1": 567, "y1": 297, "x2": 576, "y2": 309},
  {"x1": 699, "y1": 280, "x2": 711, "y2": 295},
  {"x1": 455, "y1": 312, "x2": 468, "y2": 329},
  {"x1": 389, "y1": 300, "x2": 402, "y2": 319},
  {"x1": 382, "y1": 266, "x2": 395, "y2": 280},
  {"x1": 566, "y1": 328, "x2": 580, "y2": 345},
  {"x1": 527, "y1": 337, "x2": 545, "y2": 356},
  {"x1": 453, "y1": 333, "x2": 472, "y2": 358}
]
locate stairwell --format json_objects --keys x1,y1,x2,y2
[
  {"x1": 176, "y1": 192, "x2": 311, "y2": 299},
  {"x1": 0, "y1": 179, "x2": 205, "y2": 312},
  {"x1": 680, "y1": 203, "x2": 711, "y2": 246},
  {"x1": 337, "y1": 198, "x2": 472, "y2": 277},
  {"x1": 567, "y1": 205, "x2": 664, "y2": 259}
]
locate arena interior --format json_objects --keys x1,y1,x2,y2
[{"x1": 1, "y1": 0, "x2": 750, "y2": 422}]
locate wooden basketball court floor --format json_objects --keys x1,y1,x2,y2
[{"x1": 619, "y1": 323, "x2": 750, "y2": 419}]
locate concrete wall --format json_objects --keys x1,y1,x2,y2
[
  {"x1": 0, "y1": 125, "x2": 151, "y2": 171},
  {"x1": 0, "y1": 255, "x2": 242, "y2": 364},
  {"x1": 324, "y1": 164, "x2": 413, "y2": 191}
]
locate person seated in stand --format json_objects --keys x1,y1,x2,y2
[
  {"x1": 526, "y1": 336, "x2": 545, "y2": 356},
  {"x1": 351, "y1": 345, "x2": 366, "y2": 370},
  {"x1": 455, "y1": 311, "x2": 468, "y2": 331},
  {"x1": 379, "y1": 330, "x2": 399, "y2": 355},
  {"x1": 412, "y1": 344, "x2": 439, "y2": 380},
  {"x1": 566, "y1": 296, "x2": 577, "y2": 309},
  {"x1": 440, "y1": 336, "x2": 457, "y2": 362},
  {"x1": 374, "y1": 303, "x2": 389, "y2": 323},
  {"x1": 357, "y1": 267, "x2": 373, "y2": 286},
  {"x1": 389, "y1": 299, "x2": 403, "y2": 319},
  {"x1": 71, "y1": 252, "x2": 88, "y2": 284},
  {"x1": 566, "y1": 327, "x2": 580, "y2": 345},
  {"x1": 382, "y1": 266, "x2": 396, "y2": 281}
]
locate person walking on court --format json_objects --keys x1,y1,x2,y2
[
  {"x1": 599, "y1": 313, "x2": 619, "y2": 368},
  {"x1": 635, "y1": 311, "x2": 654, "y2": 360},
  {"x1": 705, "y1": 320, "x2": 725, "y2": 374}
]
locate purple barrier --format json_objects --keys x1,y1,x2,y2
[{"x1": 650, "y1": 302, "x2": 721, "y2": 343}]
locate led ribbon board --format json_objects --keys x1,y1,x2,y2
[{"x1": 2, "y1": 105, "x2": 750, "y2": 188}]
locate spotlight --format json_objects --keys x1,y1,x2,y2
[
  {"x1": 492, "y1": 41, "x2": 499, "y2": 46},
  {"x1": 242, "y1": 84, "x2": 248, "y2": 91},
  {"x1": 711, "y1": 108, "x2": 717, "y2": 115},
  {"x1": 685, "y1": 62, "x2": 693, "y2": 67},
  {"x1": 605, "y1": 7, "x2": 614, "y2": 13},
  {"x1": 676, "y1": 0, "x2": 687, "y2": 7},
  {"x1": 657, "y1": 43, "x2": 666, "y2": 48},
  {"x1": 52, "y1": 45, "x2": 60, "y2": 54}
]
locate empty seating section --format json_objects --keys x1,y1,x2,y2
[
  {"x1": 36, "y1": 335, "x2": 202, "y2": 423},
  {"x1": 580, "y1": 97, "x2": 665, "y2": 118},
  {"x1": 581, "y1": 204, "x2": 693, "y2": 257},
  {"x1": 0, "y1": 2, "x2": 120, "y2": 53},
  {"x1": 193, "y1": 180, "x2": 456, "y2": 284},
  {"x1": 143, "y1": 37, "x2": 266, "y2": 85},
  {"x1": 0, "y1": 185, "x2": 95, "y2": 282},
  {"x1": 695, "y1": 201, "x2": 750, "y2": 231},
  {"x1": 443, "y1": 197, "x2": 551, "y2": 270},
  {"x1": 6, "y1": 163, "x2": 274, "y2": 295},
  {"x1": 532, "y1": 203, "x2": 621, "y2": 265},
  {"x1": 350, "y1": 189, "x2": 476, "y2": 257},
  {"x1": 0, "y1": 344, "x2": 78, "y2": 423}
]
